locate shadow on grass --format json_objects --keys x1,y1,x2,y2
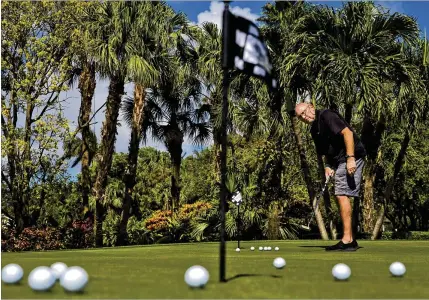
[
  {"x1": 226, "y1": 273, "x2": 282, "y2": 282},
  {"x1": 298, "y1": 245, "x2": 364, "y2": 250}
]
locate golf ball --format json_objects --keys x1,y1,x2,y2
[
  {"x1": 267, "y1": 247, "x2": 272, "y2": 251},
  {"x1": 1, "y1": 263, "x2": 24, "y2": 284},
  {"x1": 273, "y1": 257, "x2": 286, "y2": 269},
  {"x1": 28, "y1": 266, "x2": 56, "y2": 291},
  {"x1": 389, "y1": 262, "x2": 406, "y2": 277},
  {"x1": 50, "y1": 262, "x2": 68, "y2": 280},
  {"x1": 274, "y1": 247, "x2": 279, "y2": 251},
  {"x1": 263, "y1": 246, "x2": 268, "y2": 251},
  {"x1": 332, "y1": 263, "x2": 351, "y2": 281},
  {"x1": 258, "y1": 246, "x2": 263, "y2": 251},
  {"x1": 184, "y1": 265, "x2": 209, "y2": 288},
  {"x1": 235, "y1": 247, "x2": 240, "y2": 252},
  {"x1": 250, "y1": 246, "x2": 255, "y2": 251},
  {"x1": 60, "y1": 266, "x2": 89, "y2": 292}
]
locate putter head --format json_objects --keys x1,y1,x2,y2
[{"x1": 299, "y1": 224, "x2": 311, "y2": 231}]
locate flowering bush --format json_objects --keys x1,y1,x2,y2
[
  {"x1": 144, "y1": 201, "x2": 213, "y2": 243},
  {"x1": 1, "y1": 227, "x2": 64, "y2": 252},
  {"x1": 145, "y1": 210, "x2": 173, "y2": 231},
  {"x1": 62, "y1": 218, "x2": 94, "y2": 249}
]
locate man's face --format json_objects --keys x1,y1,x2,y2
[{"x1": 296, "y1": 104, "x2": 316, "y2": 124}]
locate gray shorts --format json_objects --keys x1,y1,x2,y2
[{"x1": 334, "y1": 158, "x2": 365, "y2": 197}]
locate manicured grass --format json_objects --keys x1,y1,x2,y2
[{"x1": 2, "y1": 240, "x2": 429, "y2": 298}]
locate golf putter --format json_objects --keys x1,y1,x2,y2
[{"x1": 300, "y1": 175, "x2": 331, "y2": 231}]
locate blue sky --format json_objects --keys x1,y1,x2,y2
[
  {"x1": 167, "y1": 1, "x2": 429, "y2": 35},
  {"x1": 66, "y1": 1, "x2": 428, "y2": 179}
]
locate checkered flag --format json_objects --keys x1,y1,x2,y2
[{"x1": 224, "y1": 11, "x2": 277, "y2": 90}]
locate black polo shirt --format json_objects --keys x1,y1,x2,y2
[{"x1": 310, "y1": 109, "x2": 366, "y2": 167}]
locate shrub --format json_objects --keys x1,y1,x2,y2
[
  {"x1": 1, "y1": 227, "x2": 64, "y2": 252},
  {"x1": 144, "y1": 201, "x2": 213, "y2": 243},
  {"x1": 381, "y1": 231, "x2": 429, "y2": 240},
  {"x1": 103, "y1": 210, "x2": 120, "y2": 246},
  {"x1": 62, "y1": 218, "x2": 94, "y2": 249},
  {"x1": 127, "y1": 216, "x2": 152, "y2": 245}
]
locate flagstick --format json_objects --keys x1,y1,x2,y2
[{"x1": 219, "y1": 0, "x2": 231, "y2": 283}]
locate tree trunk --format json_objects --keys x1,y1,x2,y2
[
  {"x1": 360, "y1": 114, "x2": 386, "y2": 233},
  {"x1": 317, "y1": 154, "x2": 337, "y2": 240},
  {"x1": 371, "y1": 131, "x2": 410, "y2": 240},
  {"x1": 290, "y1": 114, "x2": 329, "y2": 240},
  {"x1": 166, "y1": 127, "x2": 184, "y2": 212},
  {"x1": 78, "y1": 61, "x2": 96, "y2": 219},
  {"x1": 362, "y1": 163, "x2": 376, "y2": 232},
  {"x1": 20, "y1": 99, "x2": 35, "y2": 231},
  {"x1": 93, "y1": 75, "x2": 125, "y2": 247},
  {"x1": 267, "y1": 202, "x2": 281, "y2": 240},
  {"x1": 344, "y1": 103, "x2": 353, "y2": 124},
  {"x1": 117, "y1": 84, "x2": 145, "y2": 246}
]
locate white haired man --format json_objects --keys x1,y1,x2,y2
[{"x1": 295, "y1": 103, "x2": 366, "y2": 251}]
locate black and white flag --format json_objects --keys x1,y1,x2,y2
[{"x1": 224, "y1": 11, "x2": 277, "y2": 90}]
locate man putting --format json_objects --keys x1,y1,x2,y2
[{"x1": 295, "y1": 103, "x2": 366, "y2": 251}]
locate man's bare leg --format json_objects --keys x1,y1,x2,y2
[{"x1": 336, "y1": 195, "x2": 353, "y2": 243}]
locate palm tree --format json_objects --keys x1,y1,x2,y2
[
  {"x1": 196, "y1": 22, "x2": 226, "y2": 185},
  {"x1": 88, "y1": 1, "x2": 158, "y2": 247},
  {"x1": 63, "y1": 1, "x2": 100, "y2": 219},
  {"x1": 137, "y1": 56, "x2": 211, "y2": 212},
  {"x1": 371, "y1": 37, "x2": 429, "y2": 239},
  {"x1": 115, "y1": 3, "x2": 168, "y2": 246},
  {"x1": 260, "y1": 1, "x2": 330, "y2": 240}
]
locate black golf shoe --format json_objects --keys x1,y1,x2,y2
[{"x1": 325, "y1": 240, "x2": 359, "y2": 251}]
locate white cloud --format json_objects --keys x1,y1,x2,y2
[{"x1": 197, "y1": 1, "x2": 260, "y2": 30}]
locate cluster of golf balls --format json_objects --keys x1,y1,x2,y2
[
  {"x1": 332, "y1": 261, "x2": 406, "y2": 281},
  {"x1": 1, "y1": 262, "x2": 89, "y2": 292},
  {"x1": 245, "y1": 246, "x2": 279, "y2": 251}
]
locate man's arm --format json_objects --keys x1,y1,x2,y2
[
  {"x1": 341, "y1": 127, "x2": 356, "y2": 175},
  {"x1": 341, "y1": 127, "x2": 355, "y2": 156}
]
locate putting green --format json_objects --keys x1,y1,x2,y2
[{"x1": 2, "y1": 240, "x2": 429, "y2": 298}]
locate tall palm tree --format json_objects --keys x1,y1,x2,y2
[
  {"x1": 196, "y1": 22, "x2": 226, "y2": 186},
  {"x1": 260, "y1": 1, "x2": 330, "y2": 240},
  {"x1": 88, "y1": 1, "x2": 158, "y2": 247},
  {"x1": 371, "y1": 37, "x2": 429, "y2": 239},
  {"x1": 116, "y1": 4, "x2": 192, "y2": 245},
  {"x1": 137, "y1": 56, "x2": 211, "y2": 212},
  {"x1": 63, "y1": 1, "x2": 100, "y2": 219},
  {"x1": 115, "y1": 6, "x2": 160, "y2": 247}
]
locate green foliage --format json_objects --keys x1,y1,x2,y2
[
  {"x1": 126, "y1": 216, "x2": 152, "y2": 245},
  {"x1": 381, "y1": 231, "x2": 429, "y2": 240}
]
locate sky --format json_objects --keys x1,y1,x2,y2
[{"x1": 65, "y1": 0, "x2": 429, "y2": 178}]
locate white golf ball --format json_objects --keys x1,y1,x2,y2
[
  {"x1": 60, "y1": 266, "x2": 89, "y2": 292},
  {"x1": 273, "y1": 257, "x2": 286, "y2": 269},
  {"x1": 332, "y1": 263, "x2": 351, "y2": 281},
  {"x1": 263, "y1": 246, "x2": 268, "y2": 251},
  {"x1": 389, "y1": 262, "x2": 406, "y2": 277},
  {"x1": 235, "y1": 247, "x2": 240, "y2": 252},
  {"x1": 274, "y1": 247, "x2": 279, "y2": 251},
  {"x1": 50, "y1": 262, "x2": 68, "y2": 280},
  {"x1": 258, "y1": 246, "x2": 263, "y2": 251},
  {"x1": 184, "y1": 265, "x2": 209, "y2": 288},
  {"x1": 1, "y1": 264, "x2": 24, "y2": 284},
  {"x1": 28, "y1": 266, "x2": 56, "y2": 291},
  {"x1": 250, "y1": 246, "x2": 255, "y2": 251},
  {"x1": 267, "y1": 247, "x2": 272, "y2": 251}
]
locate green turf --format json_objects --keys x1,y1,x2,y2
[{"x1": 2, "y1": 240, "x2": 429, "y2": 298}]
